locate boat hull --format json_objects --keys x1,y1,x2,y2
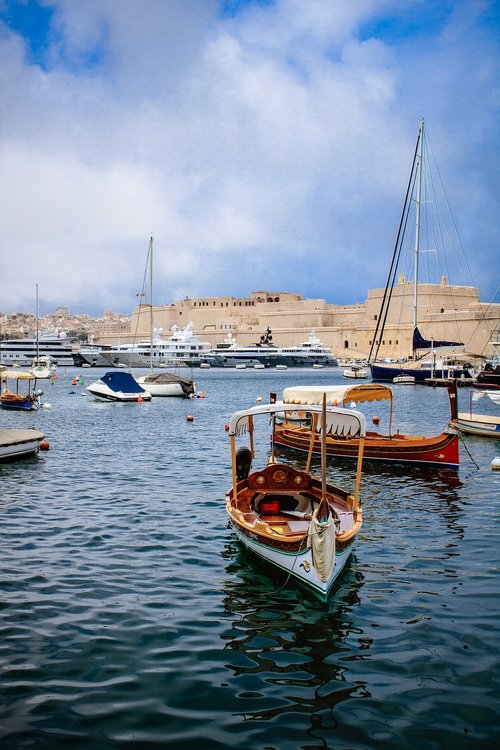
[
  {"x1": 86, "y1": 383, "x2": 151, "y2": 401},
  {"x1": 0, "y1": 396, "x2": 39, "y2": 411},
  {"x1": 229, "y1": 519, "x2": 354, "y2": 600},
  {"x1": 455, "y1": 414, "x2": 500, "y2": 437},
  {"x1": 370, "y1": 363, "x2": 471, "y2": 383},
  {"x1": 274, "y1": 424, "x2": 460, "y2": 467},
  {"x1": 0, "y1": 429, "x2": 45, "y2": 460}
]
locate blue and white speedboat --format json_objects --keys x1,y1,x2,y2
[{"x1": 86, "y1": 371, "x2": 152, "y2": 402}]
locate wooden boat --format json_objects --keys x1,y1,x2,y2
[
  {"x1": 0, "y1": 428, "x2": 45, "y2": 460},
  {"x1": 226, "y1": 396, "x2": 366, "y2": 600},
  {"x1": 451, "y1": 390, "x2": 500, "y2": 437},
  {"x1": 0, "y1": 370, "x2": 41, "y2": 411},
  {"x1": 273, "y1": 383, "x2": 459, "y2": 467}
]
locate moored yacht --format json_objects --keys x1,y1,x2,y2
[
  {"x1": 193, "y1": 329, "x2": 337, "y2": 368},
  {"x1": 100, "y1": 323, "x2": 211, "y2": 368},
  {"x1": 0, "y1": 332, "x2": 78, "y2": 368}
]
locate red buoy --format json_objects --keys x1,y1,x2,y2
[{"x1": 40, "y1": 441, "x2": 50, "y2": 451}]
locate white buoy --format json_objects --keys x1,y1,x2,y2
[
  {"x1": 491, "y1": 457, "x2": 500, "y2": 471},
  {"x1": 42, "y1": 403, "x2": 52, "y2": 410},
  {"x1": 256, "y1": 396, "x2": 262, "y2": 403}
]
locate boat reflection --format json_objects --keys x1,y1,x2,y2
[{"x1": 221, "y1": 542, "x2": 370, "y2": 740}]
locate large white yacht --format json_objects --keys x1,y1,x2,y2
[
  {"x1": 0, "y1": 332, "x2": 78, "y2": 368},
  {"x1": 100, "y1": 323, "x2": 211, "y2": 368},
  {"x1": 196, "y1": 329, "x2": 337, "y2": 368}
]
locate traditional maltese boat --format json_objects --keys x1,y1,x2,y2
[
  {"x1": 273, "y1": 383, "x2": 459, "y2": 467},
  {"x1": 0, "y1": 370, "x2": 41, "y2": 411},
  {"x1": 226, "y1": 396, "x2": 366, "y2": 600}
]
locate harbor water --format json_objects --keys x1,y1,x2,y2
[{"x1": 1, "y1": 367, "x2": 499, "y2": 750}]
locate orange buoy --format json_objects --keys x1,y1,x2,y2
[
  {"x1": 137, "y1": 396, "x2": 144, "y2": 402},
  {"x1": 373, "y1": 416, "x2": 380, "y2": 425},
  {"x1": 187, "y1": 415, "x2": 194, "y2": 422},
  {"x1": 40, "y1": 441, "x2": 50, "y2": 451}
]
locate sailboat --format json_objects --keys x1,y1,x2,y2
[
  {"x1": 136, "y1": 237, "x2": 195, "y2": 398},
  {"x1": 369, "y1": 120, "x2": 474, "y2": 384},
  {"x1": 30, "y1": 285, "x2": 56, "y2": 379}
]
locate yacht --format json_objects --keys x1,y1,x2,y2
[
  {"x1": 195, "y1": 329, "x2": 337, "y2": 368},
  {"x1": 73, "y1": 344, "x2": 116, "y2": 367},
  {"x1": 100, "y1": 323, "x2": 211, "y2": 368},
  {"x1": 0, "y1": 332, "x2": 78, "y2": 368}
]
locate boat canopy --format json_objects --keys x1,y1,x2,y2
[
  {"x1": 2, "y1": 370, "x2": 37, "y2": 380},
  {"x1": 283, "y1": 384, "x2": 392, "y2": 406},
  {"x1": 228, "y1": 402, "x2": 366, "y2": 438},
  {"x1": 100, "y1": 371, "x2": 146, "y2": 393}
]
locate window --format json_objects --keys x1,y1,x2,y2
[{"x1": 344, "y1": 340, "x2": 349, "y2": 349}]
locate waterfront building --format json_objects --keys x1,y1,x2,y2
[{"x1": 94, "y1": 279, "x2": 498, "y2": 360}]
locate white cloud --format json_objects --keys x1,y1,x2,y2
[{"x1": 0, "y1": 0, "x2": 498, "y2": 314}]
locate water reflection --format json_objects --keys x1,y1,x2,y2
[{"x1": 221, "y1": 541, "x2": 371, "y2": 745}]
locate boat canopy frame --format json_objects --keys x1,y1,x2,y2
[
  {"x1": 228, "y1": 401, "x2": 366, "y2": 512},
  {"x1": 282, "y1": 384, "x2": 394, "y2": 435}
]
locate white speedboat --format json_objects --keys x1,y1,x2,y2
[
  {"x1": 86, "y1": 371, "x2": 152, "y2": 402},
  {"x1": 343, "y1": 366, "x2": 368, "y2": 379}
]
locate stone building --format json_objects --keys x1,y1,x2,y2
[{"x1": 96, "y1": 278, "x2": 499, "y2": 359}]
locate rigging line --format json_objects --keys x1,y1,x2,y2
[
  {"x1": 372, "y1": 168, "x2": 417, "y2": 362},
  {"x1": 457, "y1": 432, "x2": 480, "y2": 470},
  {"x1": 426, "y1": 133, "x2": 476, "y2": 288},
  {"x1": 368, "y1": 128, "x2": 421, "y2": 363},
  {"x1": 463, "y1": 285, "x2": 500, "y2": 354}
]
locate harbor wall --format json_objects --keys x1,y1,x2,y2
[{"x1": 97, "y1": 279, "x2": 498, "y2": 359}]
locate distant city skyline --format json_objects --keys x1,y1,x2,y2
[{"x1": 0, "y1": 0, "x2": 498, "y2": 315}]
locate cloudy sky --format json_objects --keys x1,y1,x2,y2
[{"x1": 0, "y1": 0, "x2": 498, "y2": 316}]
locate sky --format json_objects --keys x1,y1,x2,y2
[{"x1": 0, "y1": 0, "x2": 498, "y2": 316}]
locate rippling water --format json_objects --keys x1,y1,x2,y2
[{"x1": 1, "y1": 368, "x2": 499, "y2": 749}]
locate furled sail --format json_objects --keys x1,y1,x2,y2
[{"x1": 412, "y1": 327, "x2": 463, "y2": 351}]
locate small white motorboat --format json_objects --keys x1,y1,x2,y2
[
  {"x1": 86, "y1": 371, "x2": 152, "y2": 402},
  {"x1": 393, "y1": 375, "x2": 416, "y2": 385},
  {"x1": 343, "y1": 366, "x2": 368, "y2": 379},
  {"x1": 452, "y1": 390, "x2": 500, "y2": 437},
  {"x1": 276, "y1": 364, "x2": 288, "y2": 370},
  {"x1": 136, "y1": 371, "x2": 195, "y2": 398}
]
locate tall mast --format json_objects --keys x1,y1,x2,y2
[
  {"x1": 413, "y1": 118, "x2": 424, "y2": 334},
  {"x1": 149, "y1": 235, "x2": 154, "y2": 372},
  {"x1": 35, "y1": 283, "x2": 39, "y2": 363}
]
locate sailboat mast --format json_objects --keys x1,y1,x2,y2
[
  {"x1": 413, "y1": 118, "x2": 424, "y2": 335},
  {"x1": 149, "y1": 235, "x2": 154, "y2": 372},
  {"x1": 35, "y1": 283, "x2": 39, "y2": 363}
]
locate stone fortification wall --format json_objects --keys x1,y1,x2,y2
[{"x1": 97, "y1": 286, "x2": 499, "y2": 359}]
